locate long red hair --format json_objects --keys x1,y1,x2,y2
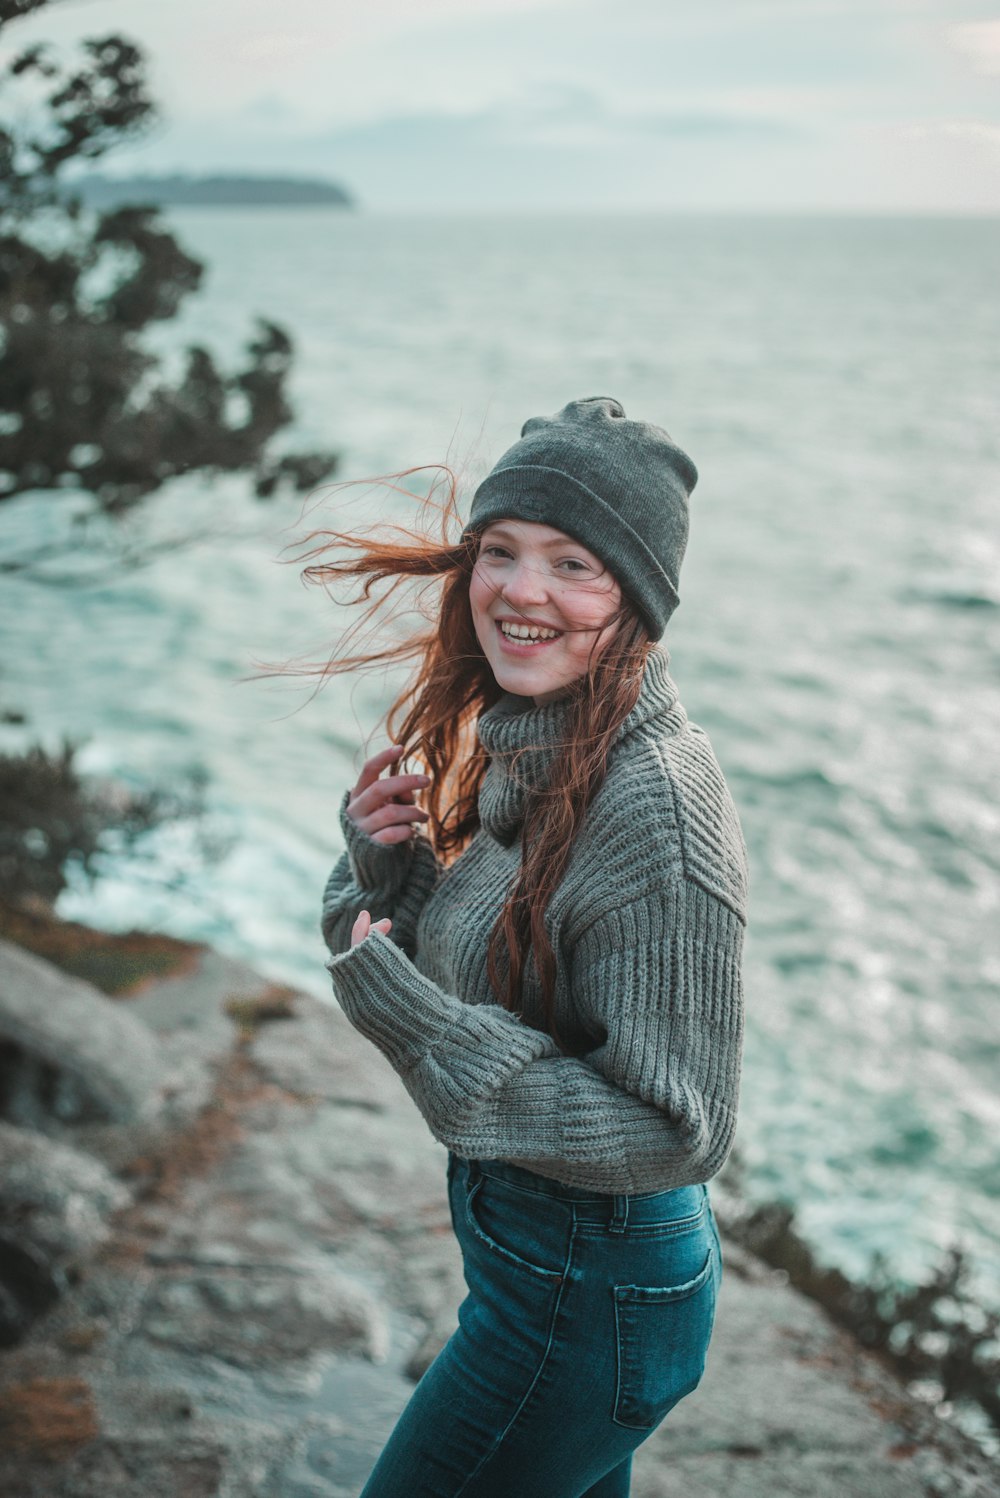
[{"x1": 273, "y1": 465, "x2": 653, "y2": 1049}]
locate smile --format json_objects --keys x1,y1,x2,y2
[{"x1": 495, "y1": 620, "x2": 563, "y2": 650}]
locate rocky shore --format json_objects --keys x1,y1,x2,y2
[{"x1": 1, "y1": 905, "x2": 998, "y2": 1497}]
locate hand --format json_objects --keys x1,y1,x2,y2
[
  {"x1": 351, "y1": 909, "x2": 393, "y2": 948},
  {"x1": 345, "y1": 744, "x2": 432, "y2": 846}
]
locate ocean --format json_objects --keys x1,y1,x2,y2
[{"x1": 2, "y1": 209, "x2": 998, "y2": 1314}]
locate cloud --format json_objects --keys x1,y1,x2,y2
[
  {"x1": 233, "y1": 33, "x2": 316, "y2": 64},
  {"x1": 303, "y1": 91, "x2": 813, "y2": 155},
  {"x1": 468, "y1": 84, "x2": 811, "y2": 147},
  {"x1": 15, "y1": 0, "x2": 1000, "y2": 210},
  {"x1": 637, "y1": 111, "x2": 808, "y2": 139},
  {"x1": 895, "y1": 118, "x2": 1000, "y2": 151},
  {"x1": 946, "y1": 21, "x2": 1000, "y2": 77},
  {"x1": 240, "y1": 95, "x2": 303, "y2": 124}
]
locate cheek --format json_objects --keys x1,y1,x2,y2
[
  {"x1": 468, "y1": 570, "x2": 494, "y2": 627},
  {"x1": 566, "y1": 601, "x2": 618, "y2": 638}
]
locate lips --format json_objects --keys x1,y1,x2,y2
[
  {"x1": 496, "y1": 616, "x2": 562, "y2": 631},
  {"x1": 495, "y1": 620, "x2": 563, "y2": 652}
]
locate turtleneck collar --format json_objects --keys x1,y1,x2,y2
[{"x1": 475, "y1": 645, "x2": 687, "y2": 847}]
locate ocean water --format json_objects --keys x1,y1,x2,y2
[{"x1": 1, "y1": 210, "x2": 998, "y2": 1308}]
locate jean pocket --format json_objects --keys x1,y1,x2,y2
[
  {"x1": 612, "y1": 1246, "x2": 717, "y2": 1430},
  {"x1": 464, "y1": 1173, "x2": 567, "y2": 1283}
]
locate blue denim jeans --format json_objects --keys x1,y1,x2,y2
[{"x1": 359, "y1": 1152, "x2": 724, "y2": 1497}]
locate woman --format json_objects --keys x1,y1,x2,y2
[{"x1": 318, "y1": 396, "x2": 749, "y2": 1497}]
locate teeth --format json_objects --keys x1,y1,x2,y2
[{"x1": 500, "y1": 621, "x2": 561, "y2": 641}]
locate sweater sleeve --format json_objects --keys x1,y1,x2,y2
[
  {"x1": 320, "y1": 788, "x2": 444, "y2": 959},
  {"x1": 324, "y1": 875, "x2": 745, "y2": 1193}
]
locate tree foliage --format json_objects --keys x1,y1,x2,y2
[
  {"x1": 0, "y1": 2, "x2": 333, "y2": 908},
  {"x1": 0, "y1": 738, "x2": 205, "y2": 904},
  {"x1": 0, "y1": 4, "x2": 337, "y2": 557}
]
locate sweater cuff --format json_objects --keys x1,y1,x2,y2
[
  {"x1": 325, "y1": 929, "x2": 558, "y2": 1083},
  {"x1": 325, "y1": 928, "x2": 453, "y2": 1067},
  {"x1": 339, "y1": 787, "x2": 418, "y2": 897}
]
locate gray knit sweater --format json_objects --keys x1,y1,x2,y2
[{"x1": 321, "y1": 646, "x2": 749, "y2": 1194}]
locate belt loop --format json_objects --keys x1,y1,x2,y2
[
  {"x1": 608, "y1": 1192, "x2": 629, "y2": 1235},
  {"x1": 466, "y1": 1158, "x2": 482, "y2": 1187}
]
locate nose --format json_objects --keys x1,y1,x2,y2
[{"x1": 499, "y1": 556, "x2": 550, "y2": 610}]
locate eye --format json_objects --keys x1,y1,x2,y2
[
  {"x1": 479, "y1": 544, "x2": 510, "y2": 559},
  {"x1": 559, "y1": 559, "x2": 592, "y2": 573}
]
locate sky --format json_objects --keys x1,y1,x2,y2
[{"x1": 6, "y1": 0, "x2": 1000, "y2": 211}]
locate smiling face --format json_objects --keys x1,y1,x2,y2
[{"x1": 468, "y1": 518, "x2": 624, "y2": 706}]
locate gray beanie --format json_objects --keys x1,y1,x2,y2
[{"x1": 462, "y1": 396, "x2": 698, "y2": 640}]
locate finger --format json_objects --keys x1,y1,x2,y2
[
  {"x1": 378, "y1": 772, "x2": 432, "y2": 796},
  {"x1": 349, "y1": 805, "x2": 430, "y2": 840},
  {"x1": 351, "y1": 909, "x2": 371, "y2": 947},
  {"x1": 363, "y1": 803, "x2": 430, "y2": 832},
  {"x1": 347, "y1": 806, "x2": 430, "y2": 843},
  {"x1": 350, "y1": 774, "x2": 431, "y2": 818},
  {"x1": 353, "y1": 745, "x2": 405, "y2": 796},
  {"x1": 373, "y1": 918, "x2": 392, "y2": 933},
  {"x1": 379, "y1": 775, "x2": 428, "y2": 809},
  {"x1": 371, "y1": 823, "x2": 421, "y2": 845}
]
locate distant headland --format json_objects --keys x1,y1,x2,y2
[{"x1": 72, "y1": 173, "x2": 357, "y2": 209}]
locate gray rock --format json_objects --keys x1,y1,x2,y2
[
  {"x1": 0, "y1": 1121, "x2": 129, "y2": 1263},
  {"x1": 0, "y1": 939, "x2": 161, "y2": 1125},
  {"x1": 2, "y1": 936, "x2": 998, "y2": 1498},
  {"x1": 141, "y1": 1264, "x2": 389, "y2": 1367},
  {"x1": 0, "y1": 1120, "x2": 130, "y2": 1341}
]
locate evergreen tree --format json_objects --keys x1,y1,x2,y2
[{"x1": 0, "y1": 1, "x2": 337, "y2": 580}]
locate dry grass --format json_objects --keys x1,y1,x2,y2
[
  {"x1": 0, "y1": 898, "x2": 203, "y2": 996},
  {"x1": 0, "y1": 1376, "x2": 99, "y2": 1461}
]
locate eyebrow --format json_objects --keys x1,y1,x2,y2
[{"x1": 482, "y1": 524, "x2": 586, "y2": 549}]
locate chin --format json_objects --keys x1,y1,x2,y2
[
  {"x1": 488, "y1": 656, "x2": 546, "y2": 690},
  {"x1": 496, "y1": 665, "x2": 546, "y2": 691}
]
